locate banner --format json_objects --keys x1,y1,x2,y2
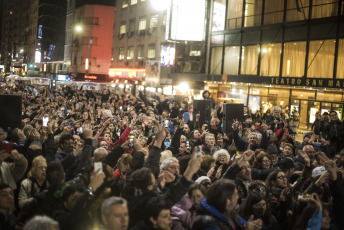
[{"x1": 145, "y1": 60, "x2": 160, "y2": 87}]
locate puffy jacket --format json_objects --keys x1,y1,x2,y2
[{"x1": 171, "y1": 194, "x2": 195, "y2": 230}]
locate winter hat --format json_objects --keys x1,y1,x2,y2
[
  {"x1": 312, "y1": 166, "x2": 326, "y2": 178},
  {"x1": 195, "y1": 176, "x2": 211, "y2": 184},
  {"x1": 277, "y1": 157, "x2": 295, "y2": 170},
  {"x1": 267, "y1": 144, "x2": 278, "y2": 155},
  {"x1": 102, "y1": 109, "x2": 113, "y2": 118},
  {"x1": 303, "y1": 131, "x2": 314, "y2": 139}
]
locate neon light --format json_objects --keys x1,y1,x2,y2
[{"x1": 84, "y1": 75, "x2": 97, "y2": 79}]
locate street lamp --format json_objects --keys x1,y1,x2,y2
[{"x1": 74, "y1": 24, "x2": 92, "y2": 75}]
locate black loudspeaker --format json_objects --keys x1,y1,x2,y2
[
  {"x1": 193, "y1": 100, "x2": 211, "y2": 127},
  {"x1": 0, "y1": 95, "x2": 22, "y2": 131},
  {"x1": 223, "y1": 103, "x2": 244, "y2": 133}
]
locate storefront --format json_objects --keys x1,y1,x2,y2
[{"x1": 205, "y1": 79, "x2": 344, "y2": 130}]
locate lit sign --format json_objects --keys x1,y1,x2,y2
[
  {"x1": 85, "y1": 75, "x2": 98, "y2": 80},
  {"x1": 108, "y1": 68, "x2": 146, "y2": 80},
  {"x1": 128, "y1": 71, "x2": 137, "y2": 78},
  {"x1": 168, "y1": 0, "x2": 206, "y2": 41}
]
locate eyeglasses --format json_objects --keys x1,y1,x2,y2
[
  {"x1": 262, "y1": 160, "x2": 271, "y2": 163},
  {"x1": 330, "y1": 114, "x2": 338, "y2": 117},
  {"x1": 277, "y1": 175, "x2": 287, "y2": 180},
  {"x1": 64, "y1": 141, "x2": 74, "y2": 145},
  {"x1": 253, "y1": 187, "x2": 265, "y2": 193},
  {"x1": 218, "y1": 155, "x2": 227, "y2": 159}
]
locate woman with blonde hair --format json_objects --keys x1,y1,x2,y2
[{"x1": 18, "y1": 156, "x2": 47, "y2": 209}]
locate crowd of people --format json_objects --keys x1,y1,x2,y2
[{"x1": 0, "y1": 80, "x2": 343, "y2": 230}]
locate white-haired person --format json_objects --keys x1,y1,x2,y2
[
  {"x1": 18, "y1": 156, "x2": 47, "y2": 209},
  {"x1": 158, "y1": 157, "x2": 180, "y2": 190},
  {"x1": 207, "y1": 149, "x2": 230, "y2": 181},
  {"x1": 101, "y1": 197, "x2": 129, "y2": 230}
]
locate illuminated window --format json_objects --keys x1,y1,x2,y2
[
  {"x1": 286, "y1": 0, "x2": 310, "y2": 22},
  {"x1": 308, "y1": 40, "x2": 335, "y2": 79},
  {"x1": 139, "y1": 17, "x2": 147, "y2": 30},
  {"x1": 241, "y1": 45, "x2": 259, "y2": 75},
  {"x1": 150, "y1": 15, "x2": 158, "y2": 28},
  {"x1": 227, "y1": 0, "x2": 243, "y2": 29},
  {"x1": 264, "y1": 0, "x2": 284, "y2": 24},
  {"x1": 119, "y1": 48, "x2": 125, "y2": 60},
  {"x1": 122, "y1": 0, "x2": 128, "y2": 8},
  {"x1": 260, "y1": 43, "x2": 281, "y2": 77},
  {"x1": 223, "y1": 46, "x2": 240, "y2": 75},
  {"x1": 244, "y1": 0, "x2": 263, "y2": 27},
  {"x1": 162, "y1": 14, "x2": 167, "y2": 26},
  {"x1": 337, "y1": 39, "x2": 344, "y2": 79},
  {"x1": 131, "y1": 0, "x2": 137, "y2": 5},
  {"x1": 312, "y1": 0, "x2": 338, "y2": 19},
  {"x1": 282, "y1": 42, "x2": 306, "y2": 77},
  {"x1": 212, "y1": 0, "x2": 226, "y2": 31},
  {"x1": 148, "y1": 44, "x2": 156, "y2": 59},
  {"x1": 210, "y1": 47, "x2": 223, "y2": 74},
  {"x1": 137, "y1": 45, "x2": 144, "y2": 59},
  {"x1": 127, "y1": 47, "x2": 134, "y2": 60},
  {"x1": 120, "y1": 22, "x2": 126, "y2": 34}
]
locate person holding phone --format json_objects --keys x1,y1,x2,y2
[{"x1": 0, "y1": 149, "x2": 28, "y2": 190}]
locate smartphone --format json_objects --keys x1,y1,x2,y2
[
  {"x1": 77, "y1": 127, "x2": 83, "y2": 134},
  {"x1": 164, "y1": 120, "x2": 169, "y2": 128},
  {"x1": 43, "y1": 117, "x2": 49, "y2": 127},
  {"x1": 195, "y1": 145, "x2": 202, "y2": 157},
  {"x1": 128, "y1": 138, "x2": 134, "y2": 148},
  {"x1": 94, "y1": 162, "x2": 103, "y2": 173},
  {"x1": 120, "y1": 106, "x2": 123, "y2": 110},
  {"x1": 0, "y1": 142, "x2": 13, "y2": 154},
  {"x1": 66, "y1": 121, "x2": 75, "y2": 127},
  {"x1": 186, "y1": 140, "x2": 190, "y2": 150},
  {"x1": 183, "y1": 112, "x2": 189, "y2": 123}
]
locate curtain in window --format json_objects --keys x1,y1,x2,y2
[
  {"x1": 286, "y1": 0, "x2": 310, "y2": 22},
  {"x1": 244, "y1": 0, "x2": 262, "y2": 27},
  {"x1": 308, "y1": 40, "x2": 335, "y2": 78},
  {"x1": 337, "y1": 39, "x2": 344, "y2": 79},
  {"x1": 260, "y1": 43, "x2": 281, "y2": 76},
  {"x1": 241, "y1": 45, "x2": 259, "y2": 75},
  {"x1": 227, "y1": 0, "x2": 243, "y2": 29},
  {"x1": 223, "y1": 46, "x2": 240, "y2": 75},
  {"x1": 210, "y1": 47, "x2": 223, "y2": 74},
  {"x1": 282, "y1": 42, "x2": 306, "y2": 77},
  {"x1": 312, "y1": 0, "x2": 337, "y2": 19},
  {"x1": 264, "y1": 0, "x2": 284, "y2": 24}
]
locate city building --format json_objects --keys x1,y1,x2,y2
[
  {"x1": 192, "y1": 0, "x2": 344, "y2": 129},
  {"x1": 63, "y1": 0, "x2": 115, "y2": 82},
  {"x1": 111, "y1": 0, "x2": 208, "y2": 93}
]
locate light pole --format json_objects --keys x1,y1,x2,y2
[{"x1": 75, "y1": 25, "x2": 92, "y2": 75}]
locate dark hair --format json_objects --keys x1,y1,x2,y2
[
  {"x1": 239, "y1": 192, "x2": 273, "y2": 224},
  {"x1": 293, "y1": 202, "x2": 318, "y2": 230},
  {"x1": 129, "y1": 167, "x2": 153, "y2": 192},
  {"x1": 248, "y1": 180, "x2": 266, "y2": 192},
  {"x1": 188, "y1": 183, "x2": 206, "y2": 198},
  {"x1": 179, "y1": 155, "x2": 191, "y2": 175},
  {"x1": 181, "y1": 101, "x2": 188, "y2": 110},
  {"x1": 206, "y1": 179, "x2": 236, "y2": 213},
  {"x1": 0, "y1": 183, "x2": 11, "y2": 191},
  {"x1": 201, "y1": 155, "x2": 215, "y2": 173},
  {"x1": 253, "y1": 153, "x2": 271, "y2": 169},
  {"x1": 62, "y1": 185, "x2": 84, "y2": 202},
  {"x1": 146, "y1": 199, "x2": 169, "y2": 221},
  {"x1": 46, "y1": 162, "x2": 65, "y2": 185},
  {"x1": 59, "y1": 134, "x2": 74, "y2": 147}
]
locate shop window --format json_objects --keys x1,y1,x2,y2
[
  {"x1": 249, "y1": 87, "x2": 268, "y2": 96},
  {"x1": 291, "y1": 89, "x2": 315, "y2": 100},
  {"x1": 241, "y1": 45, "x2": 259, "y2": 75},
  {"x1": 120, "y1": 22, "x2": 126, "y2": 34},
  {"x1": 212, "y1": 0, "x2": 226, "y2": 31},
  {"x1": 244, "y1": 0, "x2": 263, "y2": 27},
  {"x1": 286, "y1": 0, "x2": 310, "y2": 22},
  {"x1": 337, "y1": 39, "x2": 344, "y2": 79},
  {"x1": 316, "y1": 91, "x2": 343, "y2": 102},
  {"x1": 118, "y1": 48, "x2": 125, "y2": 60},
  {"x1": 312, "y1": 0, "x2": 337, "y2": 19},
  {"x1": 227, "y1": 0, "x2": 243, "y2": 29},
  {"x1": 137, "y1": 45, "x2": 144, "y2": 60},
  {"x1": 308, "y1": 40, "x2": 335, "y2": 79},
  {"x1": 260, "y1": 43, "x2": 281, "y2": 77},
  {"x1": 210, "y1": 47, "x2": 223, "y2": 74},
  {"x1": 127, "y1": 46, "x2": 134, "y2": 60},
  {"x1": 122, "y1": 0, "x2": 128, "y2": 8},
  {"x1": 282, "y1": 42, "x2": 306, "y2": 77},
  {"x1": 269, "y1": 88, "x2": 290, "y2": 97},
  {"x1": 223, "y1": 46, "x2": 240, "y2": 75},
  {"x1": 148, "y1": 44, "x2": 155, "y2": 59},
  {"x1": 131, "y1": 0, "x2": 137, "y2": 5},
  {"x1": 264, "y1": 0, "x2": 284, "y2": 24},
  {"x1": 139, "y1": 17, "x2": 146, "y2": 30}
]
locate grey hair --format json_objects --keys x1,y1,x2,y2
[
  {"x1": 24, "y1": 215, "x2": 59, "y2": 230},
  {"x1": 101, "y1": 196, "x2": 127, "y2": 216},
  {"x1": 94, "y1": 147, "x2": 108, "y2": 156},
  {"x1": 213, "y1": 149, "x2": 230, "y2": 162},
  {"x1": 205, "y1": 133, "x2": 215, "y2": 142},
  {"x1": 249, "y1": 132, "x2": 261, "y2": 140},
  {"x1": 160, "y1": 157, "x2": 179, "y2": 172}
]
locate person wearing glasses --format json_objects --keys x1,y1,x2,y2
[{"x1": 252, "y1": 152, "x2": 278, "y2": 181}]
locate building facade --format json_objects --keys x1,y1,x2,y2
[{"x1": 201, "y1": 0, "x2": 344, "y2": 129}]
